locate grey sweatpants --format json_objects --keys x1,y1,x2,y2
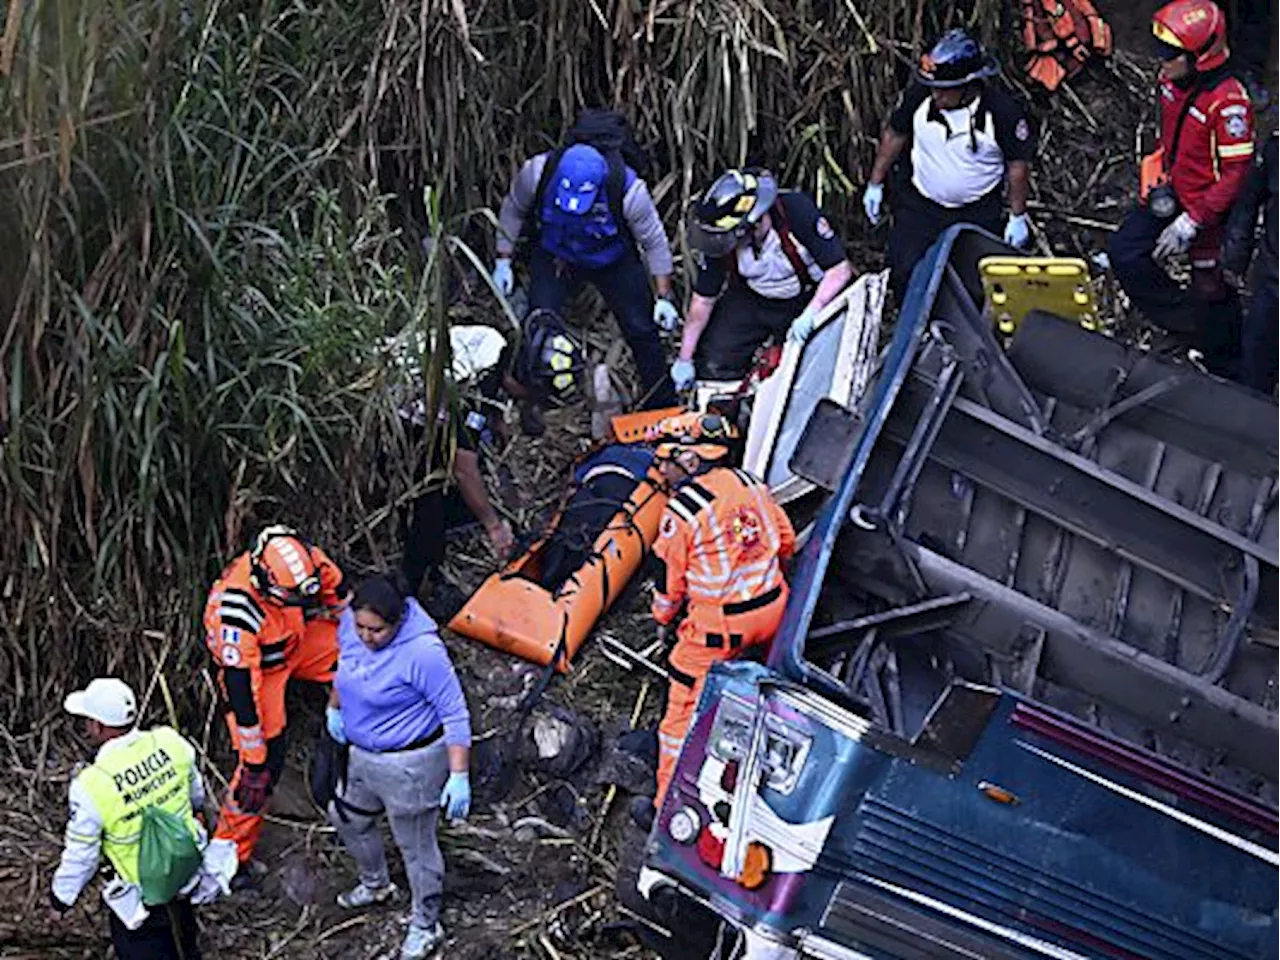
[{"x1": 329, "y1": 739, "x2": 450, "y2": 928}]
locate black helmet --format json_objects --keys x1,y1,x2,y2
[
  {"x1": 917, "y1": 29, "x2": 998, "y2": 88},
  {"x1": 686, "y1": 168, "x2": 779, "y2": 259},
  {"x1": 515, "y1": 309, "x2": 586, "y2": 407}
]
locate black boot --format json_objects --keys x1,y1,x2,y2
[
  {"x1": 519, "y1": 401, "x2": 545, "y2": 438},
  {"x1": 629, "y1": 795, "x2": 656, "y2": 832}
]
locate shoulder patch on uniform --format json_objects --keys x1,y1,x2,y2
[
  {"x1": 221, "y1": 626, "x2": 241, "y2": 645},
  {"x1": 815, "y1": 216, "x2": 835, "y2": 240},
  {"x1": 1015, "y1": 118, "x2": 1030, "y2": 142},
  {"x1": 221, "y1": 644, "x2": 243, "y2": 666},
  {"x1": 660, "y1": 514, "x2": 678, "y2": 539},
  {"x1": 1225, "y1": 114, "x2": 1249, "y2": 138}
]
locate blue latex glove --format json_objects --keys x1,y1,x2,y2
[
  {"x1": 325, "y1": 705, "x2": 347, "y2": 745},
  {"x1": 862, "y1": 183, "x2": 884, "y2": 225},
  {"x1": 440, "y1": 771, "x2": 471, "y2": 820},
  {"x1": 653, "y1": 298, "x2": 680, "y2": 332},
  {"x1": 786, "y1": 308, "x2": 817, "y2": 344},
  {"x1": 491, "y1": 258, "x2": 514, "y2": 297},
  {"x1": 670, "y1": 358, "x2": 696, "y2": 391},
  {"x1": 1003, "y1": 213, "x2": 1031, "y2": 249}
]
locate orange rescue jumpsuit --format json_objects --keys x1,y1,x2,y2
[
  {"x1": 203, "y1": 548, "x2": 347, "y2": 862},
  {"x1": 652, "y1": 466, "x2": 796, "y2": 805}
]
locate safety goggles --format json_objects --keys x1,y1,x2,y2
[{"x1": 266, "y1": 575, "x2": 322, "y2": 606}]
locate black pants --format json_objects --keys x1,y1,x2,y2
[
  {"x1": 1229, "y1": 0, "x2": 1272, "y2": 82},
  {"x1": 402, "y1": 485, "x2": 475, "y2": 594},
  {"x1": 527, "y1": 246, "x2": 676, "y2": 409},
  {"x1": 888, "y1": 184, "x2": 1003, "y2": 295},
  {"x1": 109, "y1": 898, "x2": 201, "y2": 960},
  {"x1": 1240, "y1": 276, "x2": 1278, "y2": 396},
  {"x1": 1108, "y1": 206, "x2": 1242, "y2": 379},
  {"x1": 694, "y1": 282, "x2": 807, "y2": 381}
]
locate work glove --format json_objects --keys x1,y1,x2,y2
[
  {"x1": 491, "y1": 258, "x2": 515, "y2": 297},
  {"x1": 862, "y1": 182, "x2": 885, "y2": 226},
  {"x1": 325, "y1": 705, "x2": 347, "y2": 745},
  {"x1": 1004, "y1": 213, "x2": 1031, "y2": 249},
  {"x1": 440, "y1": 771, "x2": 471, "y2": 820},
  {"x1": 1153, "y1": 212, "x2": 1199, "y2": 262},
  {"x1": 653, "y1": 297, "x2": 680, "y2": 332},
  {"x1": 234, "y1": 764, "x2": 273, "y2": 814},
  {"x1": 786, "y1": 308, "x2": 818, "y2": 344},
  {"x1": 670, "y1": 358, "x2": 696, "y2": 391}
]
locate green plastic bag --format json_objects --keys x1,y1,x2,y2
[{"x1": 138, "y1": 806, "x2": 202, "y2": 906}]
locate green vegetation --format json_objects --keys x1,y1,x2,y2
[{"x1": 0, "y1": 0, "x2": 993, "y2": 728}]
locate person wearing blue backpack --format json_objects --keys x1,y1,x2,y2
[{"x1": 492, "y1": 109, "x2": 679, "y2": 412}]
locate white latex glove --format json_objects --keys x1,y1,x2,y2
[
  {"x1": 863, "y1": 183, "x2": 885, "y2": 225},
  {"x1": 1004, "y1": 213, "x2": 1031, "y2": 248},
  {"x1": 786, "y1": 308, "x2": 818, "y2": 344},
  {"x1": 653, "y1": 297, "x2": 680, "y2": 332},
  {"x1": 1153, "y1": 212, "x2": 1199, "y2": 262},
  {"x1": 491, "y1": 258, "x2": 514, "y2": 297},
  {"x1": 670, "y1": 359, "x2": 696, "y2": 391}
]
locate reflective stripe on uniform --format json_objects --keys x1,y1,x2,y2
[
  {"x1": 237, "y1": 725, "x2": 265, "y2": 751},
  {"x1": 1219, "y1": 142, "x2": 1254, "y2": 158},
  {"x1": 216, "y1": 588, "x2": 265, "y2": 634},
  {"x1": 75, "y1": 727, "x2": 200, "y2": 888}
]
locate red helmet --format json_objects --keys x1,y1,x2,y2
[{"x1": 1152, "y1": 0, "x2": 1229, "y2": 72}]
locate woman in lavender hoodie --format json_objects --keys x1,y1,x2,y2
[{"x1": 326, "y1": 573, "x2": 471, "y2": 960}]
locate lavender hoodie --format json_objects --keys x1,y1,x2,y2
[{"x1": 335, "y1": 599, "x2": 471, "y2": 752}]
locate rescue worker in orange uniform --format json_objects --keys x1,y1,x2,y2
[
  {"x1": 1108, "y1": 0, "x2": 1255, "y2": 378},
  {"x1": 203, "y1": 525, "x2": 348, "y2": 885},
  {"x1": 631, "y1": 413, "x2": 795, "y2": 830}
]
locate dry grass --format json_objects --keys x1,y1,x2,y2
[{"x1": 0, "y1": 0, "x2": 1158, "y2": 955}]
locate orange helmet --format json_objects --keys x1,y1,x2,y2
[
  {"x1": 1152, "y1": 0, "x2": 1229, "y2": 71},
  {"x1": 646, "y1": 412, "x2": 737, "y2": 462},
  {"x1": 249, "y1": 525, "x2": 322, "y2": 605}
]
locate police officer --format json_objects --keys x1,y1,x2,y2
[
  {"x1": 203, "y1": 526, "x2": 348, "y2": 884},
  {"x1": 1107, "y1": 0, "x2": 1255, "y2": 378},
  {"x1": 674, "y1": 169, "x2": 854, "y2": 390},
  {"x1": 49, "y1": 678, "x2": 233, "y2": 959},
  {"x1": 630, "y1": 413, "x2": 796, "y2": 829},
  {"x1": 491, "y1": 113, "x2": 678, "y2": 409},
  {"x1": 864, "y1": 29, "x2": 1036, "y2": 294}
]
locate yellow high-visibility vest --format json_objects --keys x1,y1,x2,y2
[{"x1": 72, "y1": 727, "x2": 200, "y2": 887}]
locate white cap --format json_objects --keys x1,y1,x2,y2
[
  {"x1": 449, "y1": 325, "x2": 507, "y2": 384},
  {"x1": 64, "y1": 678, "x2": 138, "y2": 728}
]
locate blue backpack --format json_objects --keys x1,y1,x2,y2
[{"x1": 532, "y1": 109, "x2": 650, "y2": 270}]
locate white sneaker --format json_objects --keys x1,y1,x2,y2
[
  {"x1": 400, "y1": 922, "x2": 444, "y2": 959},
  {"x1": 336, "y1": 881, "x2": 398, "y2": 909}
]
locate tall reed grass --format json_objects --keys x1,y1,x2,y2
[{"x1": 0, "y1": 0, "x2": 996, "y2": 731}]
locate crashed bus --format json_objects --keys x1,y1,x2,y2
[{"x1": 631, "y1": 227, "x2": 1279, "y2": 960}]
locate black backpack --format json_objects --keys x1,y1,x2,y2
[{"x1": 532, "y1": 109, "x2": 652, "y2": 242}]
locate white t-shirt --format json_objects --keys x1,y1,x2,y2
[{"x1": 890, "y1": 84, "x2": 1035, "y2": 208}]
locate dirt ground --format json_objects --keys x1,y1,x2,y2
[{"x1": 2, "y1": 2, "x2": 1274, "y2": 956}]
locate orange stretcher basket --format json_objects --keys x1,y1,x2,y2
[{"x1": 447, "y1": 463, "x2": 669, "y2": 672}]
